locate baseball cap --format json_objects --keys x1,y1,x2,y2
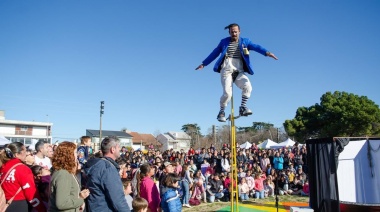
[{"x1": 164, "y1": 161, "x2": 172, "y2": 167}]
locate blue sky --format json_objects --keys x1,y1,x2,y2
[{"x1": 1, "y1": 1, "x2": 379, "y2": 141}]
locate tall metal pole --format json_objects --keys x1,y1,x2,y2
[
  {"x1": 99, "y1": 101, "x2": 104, "y2": 150},
  {"x1": 230, "y1": 91, "x2": 239, "y2": 212}
]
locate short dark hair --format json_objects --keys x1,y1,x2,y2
[
  {"x1": 132, "y1": 197, "x2": 148, "y2": 212},
  {"x1": 35, "y1": 140, "x2": 47, "y2": 152},
  {"x1": 225, "y1": 23, "x2": 240, "y2": 31}
]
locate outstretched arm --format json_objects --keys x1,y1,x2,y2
[
  {"x1": 195, "y1": 64, "x2": 204, "y2": 70},
  {"x1": 266, "y1": 52, "x2": 278, "y2": 60}
]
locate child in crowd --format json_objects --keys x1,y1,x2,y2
[
  {"x1": 253, "y1": 173, "x2": 266, "y2": 199},
  {"x1": 239, "y1": 178, "x2": 250, "y2": 201},
  {"x1": 263, "y1": 178, "x2": 275, "y2": 197},
  {"x1": 244, "y1": 170, "x2": 255, "y2": 197},
  {"x1": 161, "y1": 173, "x2": 182, "y2": 212},
  {"x1": 122, "y1": 179, "x2": 133, "y2": 210},
  {"x1": 237, "y1": 167, "x2": 246, "y2": 180},
  {"x1": 132, "y1": 197, "x2": 148, "y2": 212},
  {"x1": 301, "y1": 179, "x2": 309, "y2": 196}
]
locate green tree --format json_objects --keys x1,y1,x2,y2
[
  {"x1": 181, "y1": 123, "x2": 201, "y2": 147},
  {"x1": 284, "y1": 91, "x2": 380, "y2": 141}
]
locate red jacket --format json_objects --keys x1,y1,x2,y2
[
  {"x1": 188, "y1": 149, "x2": 195, "y2": 156},
  {"x1": 0, "y1": 158, "x2": 46, "y2": 212}
]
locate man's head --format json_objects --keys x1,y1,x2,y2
[
  {"x1": 225, "y1": 23, "x2": 240, "y2": 41},
  {"x1": 35, "y1": 140, "x2": 49, "y2": 157},
  {"x1": 163, "y1": 161, "x2": 174, "y2": 173},
  {"x1": 101, "y1": 136, "x2": 121, "y2": 160}
]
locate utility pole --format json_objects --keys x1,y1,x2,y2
[
  {"x1": 212, "y1": 125, "x2": 217, "y2": 147},
  {"x1": 99, "y1": 101, "x2": 104, "y2": 149}
]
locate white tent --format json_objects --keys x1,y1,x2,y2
[
  {"x1": 239, "y1": 141, "x2": 252, "y2": 149},
  {"x1": 257, "y1": 139, "x2": 277, "y2": 149},
  {"x1": 337, "y1": 139, "x2": 380, "y2": 204},
  {"x1": 271, "y1": 138, "x2": 295, "y2": 149},
  {"x1": 0, "y1": 135, "x2": 11, "y2": 146}
]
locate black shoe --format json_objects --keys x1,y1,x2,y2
[
  {"x1": 217, "y1": 111, "x2": 226, "y2": 122},
  {"x1": 239, "y1": 106, "x2": 252, "y2": 116}
]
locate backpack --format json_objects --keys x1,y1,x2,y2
[
  {"x1": 0, "y1": 163, "x2": 23, "y2": 212},
  {"x1": 189, "y1": 198, "x2": 201, "y2": 206}
]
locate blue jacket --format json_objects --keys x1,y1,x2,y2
[
  {"x1": 83, "y1": 157, "x2": 130, "y2": 212},
  {"x1": 161, "y1": 187, "x2": 182, "y2": 212},
  {"x1": 202, "y1": 37, "x2": 268, "y2": 75},
  {"x1": 273, "y1": 156, "x2": 284, "y2": 170}
]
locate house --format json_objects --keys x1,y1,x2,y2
[
  {"x1": 156, "y1": 131, "x2": 191, "y2": 152},
  {"x1": 0, "y1": 110, "x2": 52, "y2": 145},
  {"x1": 128, "y1": 131, "x2": 161, "y2": 150},
  {"x1": 86, "y1": 129, "x2": 133, "y2": 151}
]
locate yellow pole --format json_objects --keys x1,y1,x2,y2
[{"x1": 230, "y1": 94, "x2": 239, "y2": 212}]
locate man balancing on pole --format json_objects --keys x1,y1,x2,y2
[{"x1": 195, "y1": 23, "x2": 278, "y2": 122}]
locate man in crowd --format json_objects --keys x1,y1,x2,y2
[
  {"x1": 159, "y1": 161, "x2": 174, "y2": 195},
  {"x1": 84, "y1": 136, "x2": 130, "y2": 212},
  {"x1": 34, "y1": 140, "x2": 52, "y2": 169},
  {"x1": 207, "y1": 173, "x2": 224, "y2": 202}
]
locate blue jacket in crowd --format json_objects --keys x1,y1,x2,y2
[
  {"x1": 273, "y1": 156, "x2": 284, "y2": 170},
  {"x1": 160, "y1": 187, "x2": 182, "y2": 212},
  {"x1": 84, "y1": 157, "x2": 130, "y2": 212},
  {"x1": 202, "y1": 37, "x2": 269, "y2": 75}
]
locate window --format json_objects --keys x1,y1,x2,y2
[{"x1": 20, "y1": 126, "x2": 28, "y2": 131}]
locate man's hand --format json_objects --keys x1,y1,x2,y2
[
  {"x1": 195, "y1": 64, "x2": 204, "y2": 70},
  {"x1": 266, "y1": 52, "x2": 278, "y2": 60}
]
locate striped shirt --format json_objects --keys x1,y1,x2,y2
[{"x1": 226, "y1": 41, "x2": 241, "y2": 59}]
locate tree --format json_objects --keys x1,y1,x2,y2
[
  {"x1": 284, "y1": 91, "x2": 380, "y2": 141},
  {"x1": 181, "y1": 123, "x2": 201, "y2": 147}
]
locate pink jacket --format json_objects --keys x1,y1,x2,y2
[
  {"x1": 140, "y1": 176, "x2": 161, "y2": 212},
  {"x1": 254, "y1": 175, "x2": 266, "y2": 192},
  {"x1": 191, "y1": 184, "x2": 205, "y2": 199}
]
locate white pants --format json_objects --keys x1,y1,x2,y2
[{"x1": 220, "y1": 57, "x2": 252, "y2": 108}]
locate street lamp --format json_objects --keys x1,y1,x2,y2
[{"x1": 99, "y1": 101, "x2": 104, "y2": 147}]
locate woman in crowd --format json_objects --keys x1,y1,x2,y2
[
  {"x1": 161, "y1": 173, "x2": 182, "y2": 212},
  {"x1": 191, "y1": 178, "x2": 206, "y2": 203},
  {"x1": 180, "y1": 164, "x2": 192, "y2": 208},
  {"x1": 264, "y1": 176, "x2": 275, "y2": 197},
  {"x1": 0, "y1": 142, "x2": 46, "y2": 212},
  {"x1": 273, "y1": 152, "x2": 284, "y2": 171},
  {"x1": 138, "y1": 163, "x2": 161, "y2": 212},
  {"x1": 221, "y1": 153, "x2": 230, "y2": 173},
  {"x1": 278, "y1": 174, "x2": 293, "y2": 195},
  {"x1": 49, "y1": 141, "x2": 90, "y2": 211},
  {"x1": 260, "y1": 153, "x2": 270, "y2": 173}
]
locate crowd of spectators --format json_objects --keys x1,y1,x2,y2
[{"x1": 0, "y1": 136, "x2": 309, "y2": 212}]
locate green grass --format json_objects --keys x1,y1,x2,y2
[{"x1": 182, "y1": 195, "x2": 309, "y2": 212}]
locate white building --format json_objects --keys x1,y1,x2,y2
[
  {"x1": 0, "y1": 110, "x2": 52, "y2": 145},
  {"x1": 86, "y1": 129, "x2": 133, "y2": 151},
  {"x1": 157, "y1": 131, "x2": 191, "y2": 152}
]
